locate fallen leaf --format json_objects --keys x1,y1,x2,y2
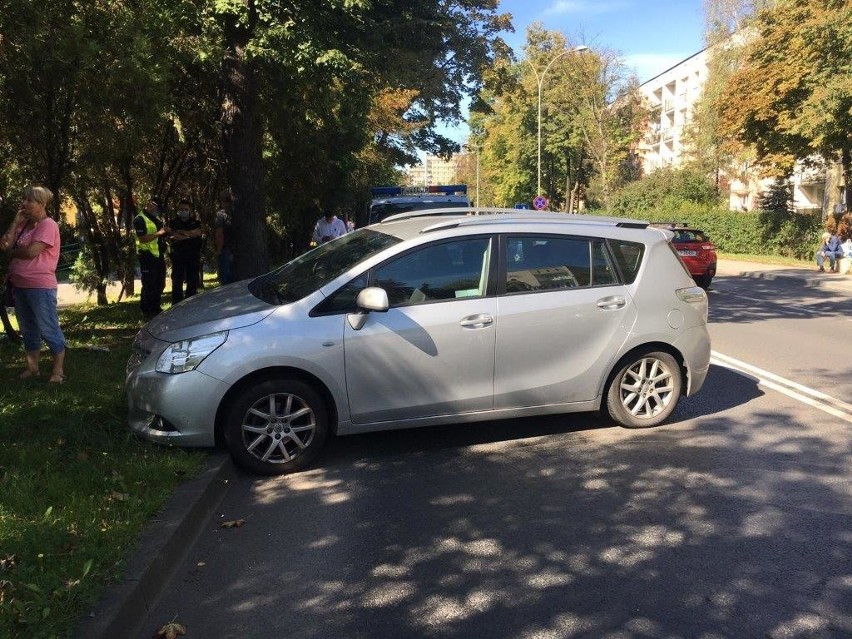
[
  {"x1": 154, "y1": 622, "x2": 187, "y2": 639},
  {"x1": 221, "y1": 519, "x2": 245, "y2": 529}
]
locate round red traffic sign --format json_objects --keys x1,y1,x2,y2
[{"x1": 533, "y1": 195, "x2": 549, "y2": 210}]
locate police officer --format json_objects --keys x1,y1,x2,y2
[
  {"x1": 168, "y1": 199, "x2": 203, "y2": 303},
  {"x1": 134, "y1": 197, "x2": 168, "y2": 320}
]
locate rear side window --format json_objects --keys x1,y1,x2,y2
[
  {"x1": 607, "y1": 239, "x2": 645, "y2": 284},
  {"x1": 503, "y1": 236, "x2": 619, "y2": 292}
]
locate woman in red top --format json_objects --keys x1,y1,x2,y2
[{"x1": 0, "y1": 186, "x2": 66, "y2": 383}]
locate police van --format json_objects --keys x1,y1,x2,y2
[{"x1": 369, "y1": 185, "x2": 469, "y2": 225}]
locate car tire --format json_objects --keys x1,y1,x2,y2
[
  {"x1": 223, "y1": 378, "x2": 329, "y2": 475},
  {"x1": 606, "y1": 350, "x2": 682, "y2": 429},
  {"x1": 695, "y1": 274, "x2": 712, "y2": 289}
]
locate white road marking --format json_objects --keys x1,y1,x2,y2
[{"x1": 711, "y1": 351, "x2": 852, "y2": 425}]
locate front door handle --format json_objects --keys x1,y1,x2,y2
[
  {"x1": 460, "y1": 314, "x2": 494, "y2": 329},
  {"x1": 596, "y1": 296, "x2": 626, "y2": 310}
]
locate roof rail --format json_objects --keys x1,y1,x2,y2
[
  {"x1": 649, "y1": 220, "x2": 690, "y2": 228},
  {"x1": 381, "y1": 207, "x2": 650, "y2": 227}
]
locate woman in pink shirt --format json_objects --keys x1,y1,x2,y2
[{"x1": 0, "y1": 186, "x2": 66, "y2": 383}]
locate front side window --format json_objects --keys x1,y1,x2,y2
[{"x1": 374, "y1": 237, "x2": 492, "y2": 306}]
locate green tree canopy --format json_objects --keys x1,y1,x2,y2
[{"x1": 717, "y1": 0, "x2": 852, "y2": 209}]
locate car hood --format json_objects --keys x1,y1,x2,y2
[{"x1": 145, "y1": 281, "x2": 277, "y2": 342}]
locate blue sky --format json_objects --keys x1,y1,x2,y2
[{"x1": 439, "y1": 0, "x2": 706, "y2": 144}]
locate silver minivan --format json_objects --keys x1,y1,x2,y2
[{"x1": 126, "y1": 209, "x2": 710, "y2": 475}]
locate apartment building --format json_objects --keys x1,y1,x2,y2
[
  {"x1": 404, "y1": 154, "x2": 461, "y2": 186},
  {"x1": 637, "y1": 48, "x2": 709, "y2": 176},
  {"x1": 638, "y1": 45, "x2": 842, "y2": 215}
]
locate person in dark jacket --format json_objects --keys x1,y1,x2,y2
[{"x1": 169, "y1": 199, "x2": 204, "y2": 303}]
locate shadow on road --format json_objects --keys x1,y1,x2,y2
[
  {"x1": 137, "y1": 363, "x2": 852, "y2": 639},
  {"x1": 709, "y1": 274, "x2": 852, "y2": 323}
]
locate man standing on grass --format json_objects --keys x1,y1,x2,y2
[
  {"x1": 134, "y1": 197, "x2": 168, "y2": 320},
  {"x1": 312, "y1": 210, "x2": 347, "y2": 245},
  {"x1": 169, "y1": 199, "x2": 204, "y2": 304}
]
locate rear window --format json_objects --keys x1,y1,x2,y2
[
  {"x1": 607, "y1": 239, "x2": 645, "y2": 284},
  {"x1": 672, "y1": 229, "x2": 708, "y2": 243}
]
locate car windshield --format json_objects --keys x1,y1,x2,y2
[
  {"x1": 249, "y1": 228, "x2": 401, "y2": 304},
  {"x1": 370, "y1": 200, "x2": 468, "y2": 223}
]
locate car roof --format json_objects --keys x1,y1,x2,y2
[{"x1": 369, "y1": 207, "x2": 663, "y2": 242}]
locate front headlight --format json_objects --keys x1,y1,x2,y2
[{"x1": 156, "y1": 331, "x2": 228, "y2": 374}]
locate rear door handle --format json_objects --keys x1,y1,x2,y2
[
  {"x1": 596, "y1": 296, "x2": 626, "y2": 310},
  {"x1": 460, "y1": 314, "x2": 494, "y2": 329}
]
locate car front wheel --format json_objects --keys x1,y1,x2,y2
[
  {"x1": 606, "y1": 351, "x2": 682, "y2": 428},
  {"x1": 223, "y1": 378, "x2": 329, "y2": 475}
]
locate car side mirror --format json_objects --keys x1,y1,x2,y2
[
  {"x1": 347, "y1": 287, "x2": 389, "y2": 330},
  {"x1": 356, "y1": 287, "x2": 389, "y2": 312}
]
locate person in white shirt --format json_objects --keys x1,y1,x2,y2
[{"x1": 312, "y1": 211, "x2": 347, "y2": 244}]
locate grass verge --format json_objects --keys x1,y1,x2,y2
[
  {"x1": 0, "y1": 298, "x2": 205, "y2": 638},
  {"x1": 719, "y1": 252, "x2": 813, "y2": 268}
]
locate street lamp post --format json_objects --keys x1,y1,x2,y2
[
  {"x1": 525, "y1": 45, "x2": 588, "y2": 196},
  {"x1": 465, "y1": 143, "x2": 481, "y2": 208}
]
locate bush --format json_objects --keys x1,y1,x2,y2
[
  {"x1": 610, "y1": 167, "x2": 720, "y2": 215},
  {"x1": 590, "y1": 202, "x2": 823, "y2": 260}
]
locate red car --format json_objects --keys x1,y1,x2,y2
[
  {"x1": 670, "y1": 225, "x2": 717, "y2": 289},
  {"x1": 654, "y1": 223, "x2": 717, "y2": 289}
]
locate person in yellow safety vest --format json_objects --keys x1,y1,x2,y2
[{"x1": 134, "y1": 197, "x2": 169, "y2": 320}]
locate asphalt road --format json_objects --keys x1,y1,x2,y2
[{"x1": 134, "y1": 271, "x2": 852, "y2": 639}]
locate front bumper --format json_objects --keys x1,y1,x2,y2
[{"x1": 126, "y1": 334, "x2": 228, "y2": 447}]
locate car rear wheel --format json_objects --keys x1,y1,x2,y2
[
  {"x1": 606, "y1": 351, "x2": 682, "y2": 428},
  {"x1": 223, "y1": 378, "x2": 329, "y2": 475}
]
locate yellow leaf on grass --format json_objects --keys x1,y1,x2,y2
[
  {"x1": 221, "y1": 519, "x2": 245, "y2": 529},
  {"x1": 155, "y1": 621, "x2": 187, "y2": 639}
]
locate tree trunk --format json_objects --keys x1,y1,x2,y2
[
  {"x1": 842, "y1": 147, "x2": 852, "y2": 213},
  {"x1": 221, "y1": 6, "x2": 269, "y2": 280},
  {"x1": 120, "y1": 165, "x2": 136, "y2": 297},
  {"x1": 1, "y1": 304, "x2": 19, "y2": 342}
]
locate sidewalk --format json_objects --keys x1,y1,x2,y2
[{"x1": 716, "y1": 258, "x2": 852, "y2": 294}]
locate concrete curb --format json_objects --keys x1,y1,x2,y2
[{"x1": 73, "y1": 452, "x2": 235, "y2": 639}]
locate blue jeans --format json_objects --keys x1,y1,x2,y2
[
  {"x1": 815, "y1": 250, "x2": 843, "y2": 270},
  {"x1": 218, "y1": 252, "x2": 235, "y2": 285},
  {"x1": 14, "y1": 287, "x2": 66, "y2": 354}
]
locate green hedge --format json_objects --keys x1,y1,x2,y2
[{"x1": 590, "y1": 203, "x2": 824, "y2": 261}]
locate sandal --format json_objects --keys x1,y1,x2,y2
[
  {"x1": 19, "y1": 369, "x2": 40, "y2": 380},
  {"x1": 48, "y1": 373, "x2": 65, "y2": 384}
]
